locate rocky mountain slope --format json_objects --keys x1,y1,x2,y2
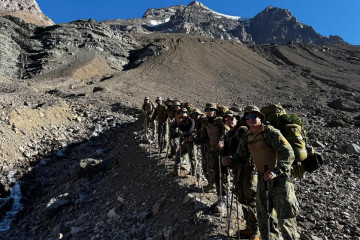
[
  {"x1": 249, "y1": 6, "x2": 344, "y2": 44},
  {"x1": 0, "y1": 1, "x2": 359, "y2": 239},
  {"x1": 104, "y1": 1, "x2": 344, "y2": 45},
  {"x1": 0, "y1": 0, "x2": 54, "y2": 26}
]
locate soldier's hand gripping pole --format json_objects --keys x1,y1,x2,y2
[{"x1": 265, "y1": 165, "x2": 271, "y2": 240}]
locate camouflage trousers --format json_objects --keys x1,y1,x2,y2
[
  {"x1": 234, "y1": 165, "x2": 258, "y2": 236},
  {"x1": 256, "y1": 174, "x2": 300, "y2": 240},
  {"x1": 198, "y1": 144, "x2": 210, "y2": 183},
  {"x1": 204, "y1": 150, "x2": 227, "y2": 196},
  {"x1": 157, "y1": 122, "x2": 168, "y2": 151},
  {"x1": 174, "y1": 141, "x2": 198, "y2": 175}
]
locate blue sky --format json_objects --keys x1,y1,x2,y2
[{"x1": 36, "y1": 0, "x2": 360, "y2": 45}]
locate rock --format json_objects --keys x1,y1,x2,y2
[
  {"x1": 340, "y1": 143, "x2": 360, "y2": 155},
  {"x1": 300, "y1": 221, "x2": 316, "y2": 230},
  {"x1": 183, "y1": 193, "x2": 194, "y2": 204},
  {"x1": 313, "y1": 141, "x2": 326, "y2": 148},
  {"x1": 93, "y1": 87, "x2": 104, "y2": 93},
  {"x1": 152, "y1": 202, "x2": 160, "y2": 215},
  {"x1": 117, "y1": 196, "x2": 125, "y2": 203},
  {"x1": 326, "y1": 120, "x2": 346, "y2": 128},
  {"x1": 163, "y1": 227, "x2": 174, "y2": 240},
  {"x1": 107, "y1": 208, "x2": 118, "y2": 219},
  {"x1": 70, "y1": 227, "x2": 84, "y2": 234}
]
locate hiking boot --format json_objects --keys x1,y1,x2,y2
[
  {"x1": 215, "y1": 200, "x2": 226, "y2": 213},
  {"x1": 203, "y1": 184, "x2": 216, "y2": 193}
]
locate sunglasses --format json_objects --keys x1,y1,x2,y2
[{"x1": 245, "y1": 114, "x2": 258, "y2": 120}]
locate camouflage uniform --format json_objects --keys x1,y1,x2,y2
[
  {"x1": 222, "y1": 111, "x2": 258, "y2": 236},
  {"x1": 234, "y1": 108, "x2": 300, "y2": 240},
  {"x1": 191, "y1": 109, "x2": 208, "y2": 180},
  {"x1": 152, "y1": 97, "x2": 167, "y2": 151},
  {"x1": 199, "y1": 103, "x2": 225, "y2": 196},
  {"x1": 142, "y1": 97, "x2": 155, "y2": 137},
  {"x1": 164, "y1": 98, "x2": 176, "y2": 157},
  {"x1": 172, "y1": 108, "x2": 197, "y2": 175}
]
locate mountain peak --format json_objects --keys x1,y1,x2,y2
[
  {"x1": 187, "y1": 1, "x2": 209, "y2": 10},
  {"x1": 0, "y1": 0, "x2": 54, "y2": 26}
]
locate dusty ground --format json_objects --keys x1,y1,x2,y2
[{"x1": 0, "y1": 34, "x2": 359, "y2": 239}]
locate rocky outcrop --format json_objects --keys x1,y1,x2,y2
[
  {"x1": 0, "y1": 0, "x2": 54, "y2": 26},
  {"x1": 0, "y1": 17, "x2": 143, "y2": 79},
  {"x1": 249, "y1": 6, "x2": 344, "y2": 45}
]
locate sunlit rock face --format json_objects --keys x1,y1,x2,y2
[{"x1": 0, "y1": 0, "x2": 54, "y2": 26}]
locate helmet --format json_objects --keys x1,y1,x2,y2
[
  {"x1": 166, "y1": 98, "x2": 173, "y2": 102},
  {"x1": 223, "y1": 110, "x2": 240, "y2": 122},
  {"x1": 179, "y1": 108, "x2": 188, "y2": 114},
  {"x1": 156, "y1": 97, "x2": 163, "y2": 101},
  {"x1": 173, "y1": 101, "x2": 181, "y2": 107},
  {"x1": 144, "y1": 96, "x2": 150, "y2": 100},
  {"x1": 204, "y1": 103, "x2": 217, "y2": 112},
  {"x1": 243, "y1": 105, "x2": 265, "y2": 120}
]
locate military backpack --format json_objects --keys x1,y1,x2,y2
[{"x1": 260, "y1": 105, "x2": 323, "y2": 178}]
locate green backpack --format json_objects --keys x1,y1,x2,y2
[{"x1": 260, "y1": 105, "x2": 322, "y2": 178}]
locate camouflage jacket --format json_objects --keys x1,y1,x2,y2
[
  {"x1": 222, "y1": 124, "x2": 248, "y2": 157},
  {"x1": 233, "y1": 124, "x2": 294, "y2": 175}
]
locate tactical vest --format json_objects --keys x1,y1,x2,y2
[
  {"x1": 155, "y1": 104, "x2": 166, "y2": 121},
  {"x1": 166, "y1": 107, "x2": 175, "y2": 120},
  {"x1": 246, "y1": 125, "x2": 277, "y2": 173}
]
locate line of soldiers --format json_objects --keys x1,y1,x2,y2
[{"x1": 142, "y1": 97, "x2": 300, "y2": 240}]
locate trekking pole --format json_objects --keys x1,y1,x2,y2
[
  {"x1": 227, "y1": 171, "x2": 235, "y2": 237},
  {"x1": 235, "y1": 174, "x2": 240, "y2": 240},
  {"x1": 196, "y1": 159, "x2": 202, "y2": 202},
  {"x1": 144, "y1": 114, "x2": 148, "y2": 139},
  {"x1": 178, "y1": 129, "x2": 182, "y2": 176},
  {"x1": 218, "y1": 150, "x2": 223, "y2": 222},
  {"x1": 265, "y1": 165, "x2": 271, "y2": 240},
  {"x1": 159, "y1": 122, "x2": 163, "y2": 155}
]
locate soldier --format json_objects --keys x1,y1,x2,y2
[
  {"x1": 152, "y1": 97, "x2": 167, "y2": 152},
  {"x1": 191, "y1": 109, "x2": 208, "y2": 181},
  {"x1": 167, "y1": 100, "x2": 182, "y2": 158},
  {"x1": 142, "y1": 97, "x2": 155, "y2": 137},
  {"x1": 170, "y1": 108, "x2": 197, "y2": 176},
  {"x1": 230, "y1": 106, "x2": 300, "y2": 240},
  {"x1": 221, "y1": 110, "x2": 258, "y2": 239},
  {"x1": 164, "y1": 98, "x2": 176, "y2": 157},
  {"x1": 198, "y1": 103, "x2": 226, "y2": 211}
]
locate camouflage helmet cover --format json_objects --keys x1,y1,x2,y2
[
  {"x1": 223, "y1": 110, "x2": 240, "y2": 122},
  {"x1": 204, "y1": 102, "x2": 217, "y2": 112},
  {"x1": 243, "y1": 105, "x2": 265, "y2": 120},
  {"x1": 173, "y1": 101, "x2": 181, "y2": 107},
  {"x1": 166, "y1": 98, "x2": 173, "y2": 102},
  {"x1": 156, "y1": 97, "x2": 163, "y2": 101},
  {"x1": 144, "y1": 96, "x2": 150, "y2": 100}
]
